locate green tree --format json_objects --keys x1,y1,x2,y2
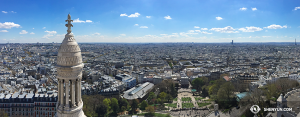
[
  {"x1": 170, "y1": 83, "x2": 177, "y2": 97},
  {"x1": 118, "y1": 98, "x2": 129, "y2": 110},
  {"x1": 217, "y1": 82, "x2": 234, "y2": 101},
  {"x1": 96, "y1": 104, "x2": 107, "y2": 117},
  {"x1": 202, "y1": 87, "x2": 209, "y2": 97},
  {"x1": 103, "y1": 98, "x2": 111, "y2": 111},
  {"x1": 140, "y1": 100, "x2": 148, "y2": 110},
  {"x1": 266, "y1": 84, "x2": 278, "y2": 100},
  {"x1": 159, "y1": 92, "x2": 167, "y2": 101},
  {"x1": 121, "y1": 106, "x2": 126, "y2": 112},
  {"x1": 148, "y1": 92, "x2": 156, "y2": 100},
  {"x1": 209, "y1": 84, "x2": 219, "y2": 95},
  {"x1": 166, "y1": 94, "x2": 173, "y2": 103},
  {"x1": 199, "y1": 76, "x2": 209, "y2": 85},
  {"x1": 192, "y1": 78, "x2": 204, "y2": 93},
  {"x1": 131, "y1": 99, "x2": 139, "y2": 114},
  {"x1": 110, "y1": 98, "x2": 119, "y2": 115},
  {"x1": 145, "y1": 105, "x2": 155, "y2": 116}
]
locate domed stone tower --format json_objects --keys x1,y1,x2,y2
[{"x1": 56, "y1": 14, "x2": 86, "y2": 117}]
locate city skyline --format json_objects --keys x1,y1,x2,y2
[{"x1": 1, "y1": 0, "x2": 300, "y2": 43}]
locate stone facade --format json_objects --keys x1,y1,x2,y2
[{"x1": 56, "y1": 14, "x2": 86, "y2": 117}]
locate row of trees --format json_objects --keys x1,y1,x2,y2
[
  {"x1": 192, "y1": 76, "x2": 237, "y2": 109},
  {"x1": 82, "y1": 94, "x2": 140, "y2": 117}
]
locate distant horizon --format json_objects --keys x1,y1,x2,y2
[{"x1": 1, "y1": 42, "x2": 300, "y2": 44}]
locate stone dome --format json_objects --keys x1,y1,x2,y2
[{"x1": 57, "y1": 33, "x2": 82, "y2": 67}]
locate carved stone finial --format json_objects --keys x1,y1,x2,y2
[{"x1": 65, "y1": 14, "x2": 73, "y2": 33}]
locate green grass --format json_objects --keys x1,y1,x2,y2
[
  {"x1": 182, "y1": 103, "x2": 194, "y2": 108},
  {"x1": 137, "y1": 113, "x2": 170, "y2": 117},
  {"x1": 194, "y1": 97, "x2": 205, "y2": 101},
  {"x1": 165, "y1": 103, "x2": 177, "y2": 108},
  {"x1": 197, "y1": 103, "x2": 211, "y2": 107},
  {"x1": 173, "y1": 98, "x2": 178, "y2": 101},
  {"x1": 181, "y1": 97, "x2": 192, "y2": 101}
]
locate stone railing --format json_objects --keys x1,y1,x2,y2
[{"x1": 284, "y1": 88, "x2": 300, "y2": 99}]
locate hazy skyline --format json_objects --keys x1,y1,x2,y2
[{"x1": 1, "y1": 0, "x2": 300, "y2": 43}]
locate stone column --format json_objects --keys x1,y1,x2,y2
[
  {"x1": 77, "y1": 78, "x2": 81, "y2": 105},
  {"x1": 58, "y1": 79, "x2": 61, "y2": 105},
  {"x1": 71, "y1": 79, "x2": 76, "y2": 107},
  {"x1": 60, "y1": 79, "x2": 64, "y2": 108},
  {"x1": 65, "y1": 80, "x2": 70, "y2": 109},
  {"x1": 79, "y1": 79, "x2": 82, "y2": 103},
  {"x1": 76, "y1": 79, "x2": 79, "y2": 106}
]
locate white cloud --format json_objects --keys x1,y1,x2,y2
[
  {"x1": 264, "y1": 24, "x2": 288, "y2": 29},
  {"x1": 146, "y1": 16, "x2": 151, "y2": 18},
  {"x1": 43, "y1": 30, "x2": 57, "y2": 39},
  {"x1": 134, "y1": 24, "x2": 139, "y2": 26},
  {"x1": 128, "y1": 12, "x2": 140, "y2": 17},
  {"x1": 33, "y1": 28, "x2": 34, "y2": 29},
  {"x1": 43, "y1": 27, "x2": 46, "y2": 29},
  {"x1": 0, "y1": 30, "x2": 8, "y2": 32},
  {"x1": 160, "y1": 34, "x2": 168, "y2": 36},
  {"x1": 238, "y1": 26, "x2": 263, "y2": 32},
  {"x1": 2, "y1": 11, "x2": 7, "y2": 13},
  {"x1": 195, "y1": 30, "x2": 201, "y2": 32},
  {"x1": 294, "y1": 7, "x2": 300, "y2": 10},
  {"x1": 240, "y1": 7, "x2": 247, "y2": 11},
  {"x1": 120, "y1": 13, "x2": 128, "y2": 16},
  {"x1": 201, "y1": 31, "x2": 213, "y2": 34},
  {"x1": 30, "y1": 32, "x2": 35, "y2": 34},
  {"x1": 216, "y1": 17, "x2": 223, "y2": 20},
  {"x1": 210, "y1": 26, "x2": 238, "y2": 33},
  {"x1": 92, "y1": 32, "x2": 100, "y2": 35},
  {"x1": 252, "y1": 8, "x2": 257, "y2": 11},
  {"x1": 265, "y1": 30, "x2": 268, "y2": 32},
  {"x1": 262, "y1": 36, "x2": 271, "y2": 38},
  {"x1": 201, "y1": 28, "x2": 208, "y2": 30},
  {"x1": 194, "y1": 26, "x2": 200, "y2": 28},
  {"x1": 85, "y1": 20, "x2": 92, "y2": 23},
  {"x1": 19, "y1": 30, "x2": 28, "y2": 34},
  {"x1": 0, "y1": 22, "x2": 21, "y2": 29},
  {"x1": 73, "y1": 18, "x2": 85, "y2": 23},
  {"x1": 120, "y1": 34, "x2": 126, "y2": 36},
  {"x1": 140, "y1": 26, "x2": 148, "y2": 28},
  {"x1": 164, "y1": 15, "x2": 172, "y2": 20},
  {"x1": 11, "y1": 11, "x2": 16, "y2": 13},
  {"x1": 188, "y1": 30, "x2": 195, "y2": 33}
]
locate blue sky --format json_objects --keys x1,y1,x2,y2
[{"x1": 1, "y1": 0, "x2": 300, "y2": 43}]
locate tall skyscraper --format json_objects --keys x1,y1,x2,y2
[{"x1": 56, "y1": 14, "x2": 86, "y2": 117}]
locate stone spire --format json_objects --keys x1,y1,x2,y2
[{"x1": 56, "y1": 14, "x2": 86, "y2": 117}]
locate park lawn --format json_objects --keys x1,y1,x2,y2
[
  {"x1": 197, "y1": 103, "x2": 211, "y2": 107},
  {"x1": 137, "y1": 113, "x2": 170, "y2": 117},
  {"x1": 181, "y1": 97, "x2": 192, "y2": 101},
  {"x1": 166, "y1": 103, "x2": 177, "y2": 108},
  {"x1": 194, "y1": 97, "x2": 205, "y2": 101},
  {"x1": 173, "y1": 98, "x2": 178, "y2": 101},
  {"x1": 182, "y1": 103, "x2": 194, "y2": 108}
]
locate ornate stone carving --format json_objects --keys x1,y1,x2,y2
[
  {"x1": 59, "y1": 45, "x2": 81, "y2": 52},
  {"x1": 57, "y1": 56, "x2": 82, "y2": 65},
  {"x1": 57, "y1": 72, "x2": 82, "y2": 78}
]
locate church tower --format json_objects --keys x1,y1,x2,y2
[{"x1": 56, "y1": 14, "x2": 86, "y2": 117}]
